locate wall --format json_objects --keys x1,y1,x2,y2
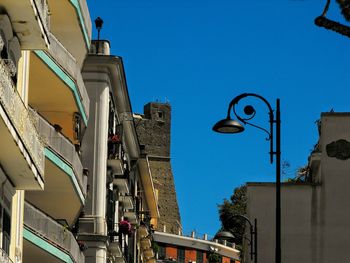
[
  {"x1": 246, "y1": 113, "x2": 350, "y2": 263},
  {"x1": 247, "y1": 183, "x2": 316, "y2": 263},
  {"x1": 319, "y1": 113, "x2": 350, "y2": 263},
  {"x1": 166, "y1": 246, "x2": 177, "y2": 260}
]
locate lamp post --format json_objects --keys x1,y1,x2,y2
[
  {"x1": 212, "y1": 93, "x2": 281, "y2": 263},
  {"x1": 94, "y1": 17, "x2": 103, "y2": 54},
  {"x1": 215, "y1": 215, "x2": 257, "y2": 263}
]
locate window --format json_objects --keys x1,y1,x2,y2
[
  {"x1": 156, "y1": 110, "x2": 165, "y2": 122},
  {"x1": 0, "y1": 169, "x2": 12, "y2": 257},
  {"x1": 158, "y1": 244, "x2": 166, "y2": 259},
  {"x1": 157, "y1": 111, "x2": 163, "y2": 119},
  {"x1": 197, "y1": 251, "x2": 203, "y2": 263},
  {"x1": 177, "y1": 247, "x2": 185, "y2": 263},
  {"x1": 2, "y1": 211, "x2": 10, "y2": 254},
  {"x1": 0, "y1": 202, "x2": 11, "y2": 255}
]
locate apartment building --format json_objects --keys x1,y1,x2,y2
[
  {"x1": 0, "y1": 1, "x2": 159, "y2": 263},
  {"x1": 0, "y1": 0, "x2": 90, "y2": 262},
  {"x1": 79, "y1": 40, "x2": 159, "y2": 263}
]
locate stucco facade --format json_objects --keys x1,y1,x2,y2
[
  {"x1": 0, "y1": 2, "x2": 159, "y2": 262},
  {"x1": 246, "y1": 113, "x2": 350, "y2": 263}
]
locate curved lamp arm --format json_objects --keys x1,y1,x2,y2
[
  {"x1": 214, "y1": 92, "x2": 279, "y2": 263},
  {"x1": 228, "y1": 214, "x2": 257, "y2": 261},
  {"x1": 229, "y1": 214, "x2": 253, "y2": 229},
  {"x1": 226, "y1": 93, "x2": 275, "y2": 164}
]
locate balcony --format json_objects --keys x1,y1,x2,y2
[
  {"x1": 47, "y1": 0, "x2": 92, "y2": 66},
  {"x1": 26, "y1": 111, "x2": 86, "y2": 225},
  {"x1": 0, "y1": 56, "x2": 44, "y2": 190},
  {"x1": 0, "y1": 0, "x2": 50, "y2": 49},
  {"x1": 113, "y1": 174, "x2": 130, "y2": 195},
  {"x1": 123, "y1": 210, "x2": 138, "y2": 225},
  {"x1": 108, "y1": 235, "x2": 123, "y2": 263},
  {"x1": 28, "y1": 34, "x2": 89, "y2": 143},
  {"x1": 108, "y1": 135, "x2": 125, "y2": 175},
  {"x1": 0, "y1": 248, "x2": 13, "y2": 263},
  {"x1": 143, "y1": 248, "x2": 154, "y2": 260},
  {"x1": 146, "y1": 259, "x2": 156, "y2": 263},
  {"x1": 118, "y1": 195, "x2": 134, "y2": 210},
  {"x1": 108, "y1": 158, "x2": 125, "y2": 177},
  {"x1": 138, "y1": 223, "x2": 150, "y2": 239},
  {"x1": 23, "y1": 202, "x2": 84, "y2": 263},
  {"x1": 46, "y1": 33, "x2": 89, "y2": 119},
  {"x1": 107, "y1": 234, "x2": 130, "y2": 263},
  {"x1": 108, "y1": 136, "x2": 131, "y2": 195},
  {"x1": 140, "y1": 237, "x2": 151, "y2": 250},
  {"x1": 118, "y1": 234, "x2": 129, "y2": 263}
]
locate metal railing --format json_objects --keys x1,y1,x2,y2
[
  {"x1": 30, "y1": 109, "x2": 87, "y2": 195},
  {"x1": 181, "y1": 231, "x2": 236, "y2": 249},
  {"x1": 216, "y1": 239, "x2": 235, "y2": 249},
  {"x1": 47, "y1": 33, "x2": 90, "y2": 116},
  {"x1": 24, "y1": 202, "x2": 84, "y2": 263},
  {"x1": 0, "y1": 247, "x2": 13, "y2": 263},
  {"x1": 0, "y1": 57, "x2": 45, "y2": 176},
  {"x1": 108, "y1": 138, "x2": 124, "y2": 160}
]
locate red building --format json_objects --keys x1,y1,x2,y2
[{"x1": 153, "y1": 231, "x2": 240, "y2": 263}]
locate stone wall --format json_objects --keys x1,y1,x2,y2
[{"x1": 135, "y1": 102, "x2": 181, "y2": 234}]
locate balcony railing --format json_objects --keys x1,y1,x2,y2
[
  {"x1": 108, "y1": 134, "x2": 124, "y2": 160},
  {"x1": 0, "y1": 58, "x2": 45, "y2": 176},
  {"x1": 24, "y1": 202, "x2": 84, "y2": 263},
  {"x1": 0, "y1": 248, "x2": 13, "y2": 263},
  {"x1": 118, "y1": 234, "x2": 129, "y2": 262},
  {"x1": 46, "y1": 33, "x2": 90, "y2": 116},
  {"x1": 30, "y1": 109, "x2": 87, "y2": 195}
]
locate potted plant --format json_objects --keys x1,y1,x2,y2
[{"x1": 119, "y1": 220, "x2": 132, "y2": 235}]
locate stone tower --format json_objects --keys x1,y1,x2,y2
[{"x1": 135, "y1": 102, "x2": 182, "y2": 234}]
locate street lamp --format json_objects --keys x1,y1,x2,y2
[
  {"x1": 215, "y1": 215, "x2": 257, "y2": 263},
  {"x1": 213, "y1": 93, "x2": 281, "y2": 263},
  {"x1": 94, "y1": 17, "x2": 103, "y2": 54}
]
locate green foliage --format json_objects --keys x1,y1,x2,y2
[
  {"x1": 207, "y1": 253, "x2": 221, "y2": 263},
  {"x1": 217, "y1": 185, "x2": 247, "y2": 246},
  {"x1": 151, "y1": 241, "x2": 159, "y2": 254}
]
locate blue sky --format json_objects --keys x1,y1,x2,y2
[{"x1": 87, "y1": 0, "x2": 350, "y2": 237}]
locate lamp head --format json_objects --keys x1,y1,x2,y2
[
  {"x1": 95, "y1": 17, "x2": 103, "y2": 31},
  {"x1": 212, "y1": 118, "x2": 244, "y2": 134},
  {"x1": 214, "y1": 231, "x2": 235, "y2": 241}
]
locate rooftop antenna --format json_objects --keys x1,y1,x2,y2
[{"x1": 95, "y1": 17, "x2": 103, "y2": 54}]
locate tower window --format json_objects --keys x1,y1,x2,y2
[{"x1": 156, "y1": 110, "x2": 165, "y2": 122}]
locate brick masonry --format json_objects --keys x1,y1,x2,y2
[{"x1": 135, "y1": 102, "x2": 182, "y2": 234}]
